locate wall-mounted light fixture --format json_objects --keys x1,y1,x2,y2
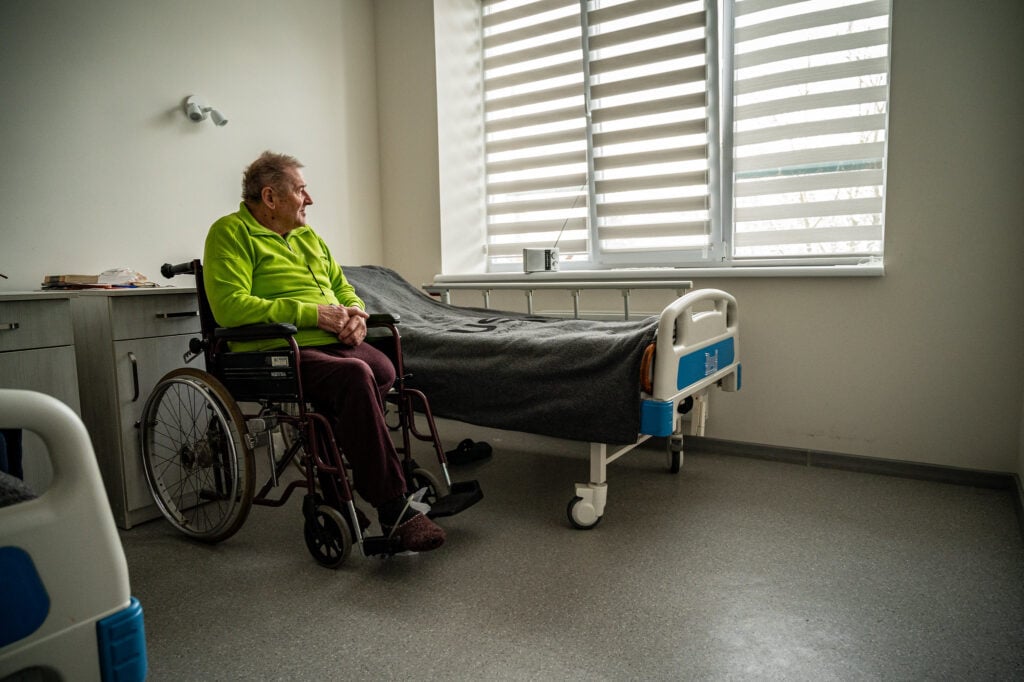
[{"x1": 183, "y1": 95, "x2": 228, "y2": 127}]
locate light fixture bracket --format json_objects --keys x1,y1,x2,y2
[{"x1": 183, "y1": 95, "x2": 227, "y2": 127}]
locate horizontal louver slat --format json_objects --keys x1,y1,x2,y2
[
  {"x1": 596, "y1": 144, "x2": 709, "y2": 171},
  {"x1": 734, "y1": 223, "x2": 883, "y2": 248},
  {"x1": 486, "y1": 148, "x2": 588, "y2": 175},
  {"x1": 734, "y1": 168, "x2": 883, "y2": 196},
  {"x1": 487, "y1": 217, "x2": 587, "y2": 237},
  {"x1": 597, "y1": 170, "x2": 708, "y2": 194},
  {"x1": 487, "y1": 125, "x2": 586, "y2": 156},
  {"x1": 735, "y1": 196, "x2": 881, "y2": 221},
  {"x1": 735, "y1": 113, "x2": 886, "y2": 147},
  {"x1": 592, "y1": 92, "x2": 707, "y2": 124},
  {"x1": 590, "y1": 66, "x2": 707, "y2": 100},
  {"x1": 599, "y1": 220, "x2": 709, "y2": 240},
  {"x1": 594, "y1": 119, "x2": 707, "y2": 146},
  {"x1": 485, "y1": 103, "x2": 585, "y2": 134},
  {"x1": 488, "y1": 173, "x2": 590, "y2": 196}
]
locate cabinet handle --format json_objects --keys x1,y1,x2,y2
[
  {"x1": 0, "y1": 322, "x2": 19, "y2": 331},
  {"x1": 155, "y1": 311, "x2": 199, "y2": 319},
  {"x1": 128, "y1": 351, "x2": 140, "y2": 402}
]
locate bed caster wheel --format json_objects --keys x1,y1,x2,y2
[
  {"x1": 668, "y1": 451, "x2": 682, "y2": 474},
  {"x1": 304, "y1": 505, "x2": 352, "y2": 568},
  {"x1": 667, "y1": 435, "x2": 684, "y2": 474},
  {"x1": 567, "y1": 496, "x2": 602, "y2": 530}
]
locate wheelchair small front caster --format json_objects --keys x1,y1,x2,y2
[
  {"x1": 303, "y1": 505, "x2": 352, "y2": 568},
  {"x1": 567, "y1": 496, "x2": 602, "y2": 530},
  {"x1": 407, "y1": 465, "x2": 448, "y2": 507}
]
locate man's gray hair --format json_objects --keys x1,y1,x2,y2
[{"x1": 242, "y1": 151, "x2": 304, "y2": 203}]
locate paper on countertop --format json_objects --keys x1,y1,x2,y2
[{"x1": 97, "y1": 267, "x2": 153, "y2": 286}]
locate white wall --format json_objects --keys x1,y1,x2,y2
[
  {"x1": 0, "y1": 0, "x2": 382, "y2": 290},
  {"x1": 3, "y1": 0, "x2": 1022, "y2": 479},
  {"x1": 377, "y1": 0, "x2": 1024, "y2": 475},
  {"x1": 375, "y1": 0, "x2": 443, "y2": 278}
]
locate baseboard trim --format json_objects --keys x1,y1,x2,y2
[
  {"x1": 684, "y1": 436, "x2": 1024, "y2": 539},
  {"x1": 684, "y1": 436, "x2": 1016, "y2": 489}
]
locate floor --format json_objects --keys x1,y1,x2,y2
[{"x1": 121, "y1": 419, "x2": 1024, "y2": 681}]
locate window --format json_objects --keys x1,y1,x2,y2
[{"x1": 478, "y1": 0, "x2": 891, "y2": 273}]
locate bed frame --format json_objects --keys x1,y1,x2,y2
[
  {"x1": 422, "y1": 278, "x2": 741, "y2": 529},
  {"x1": 570, "y1": 288, "x2": 741, "y2": 528},
  {"x1": 0, "y1": 389, "x2": 147, "y2": 679}
]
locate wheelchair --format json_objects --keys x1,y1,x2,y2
[{"x1": 137, "y1": 260, "x2": 482, "y2": 567}]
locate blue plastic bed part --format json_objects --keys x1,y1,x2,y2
[
  {"x1": 97, "y1": 597, "x2": 148, "y2": 682},
  {"x1": 0, "y1": 546, "x2": 50, "y2": 648},
  {"x1": 676, "y1": 337, "x2": 735, "y2": 391},
  {"x1": 640, "y1": 399, "x2": 675, "y2": 437}
]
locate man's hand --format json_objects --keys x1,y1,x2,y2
[{"x1": 317, "y1": 304, "x2": 370, "y2": 346}]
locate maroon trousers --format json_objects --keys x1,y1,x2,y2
[{"x1": 298, "y1": 343, "x2": 406, "y2": 508}]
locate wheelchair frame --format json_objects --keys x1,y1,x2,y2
[{"x1": 137, "y1": 260, "x2": 481, "y2": 567}]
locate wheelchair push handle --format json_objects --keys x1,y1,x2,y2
[{"x1": 161, "y1": 260, "x2": 199, "y2": 279}]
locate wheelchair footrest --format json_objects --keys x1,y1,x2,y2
[
  {"x1": 361, "y1": 535, "x2": 406, "y2": 557},
  {"x1": 427, "y1": 480, "x2": 483, "y2": 518}
]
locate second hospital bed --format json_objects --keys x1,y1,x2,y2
[{"x1": 343, "y1": 266, "x2": 742, "y2": 528}]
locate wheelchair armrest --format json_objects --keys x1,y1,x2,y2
[
  {"x1": 213, "y1": 323, "x2": 298, "y2": 341},
  {"x1": 367, "y1": 313, "x2": 400, "y2": 326}
]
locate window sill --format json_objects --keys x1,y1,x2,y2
[{"x1": 431, "y1": 262, "x2": 884, "y2": 286}]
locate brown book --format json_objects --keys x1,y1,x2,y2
[{"x1": 42, "y1": 274, "x2": 99, "y2": 284}]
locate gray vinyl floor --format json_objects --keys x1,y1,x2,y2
[{"x1": 120, "y1": 419, "x2": 1024, "y2": 681}]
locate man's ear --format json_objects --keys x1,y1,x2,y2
[{"x1": 261, "y1": 185, "x2": 276, "y2": 209}]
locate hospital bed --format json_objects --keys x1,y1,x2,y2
[
  {"x1": 342, "y1": 266, "x2": 741, "y2": 528},
  {"x1": 0, "y1": 389, "x2": 147, "y2": 681}
]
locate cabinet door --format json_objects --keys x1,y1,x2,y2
[
  {"x1": 113, "y1": 333, "x2": 202, "y2": 517},
  {"x1": 0, "y1": 346, "x2": 80, "y2": 491}
]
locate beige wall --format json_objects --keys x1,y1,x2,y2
[
  {"x1": 0, "y1": 0, "x2": 383, "y2": 290},
  {"x1": 377, "y1": 0, "x2": 1024, "y2": 474}
]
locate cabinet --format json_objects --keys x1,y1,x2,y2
[
  {"x1": 0, "y1": 293, "x2": 82, "y2": 492},
  {"x1": 72, "y1": 289, "x2": 201, "y2": 528}
]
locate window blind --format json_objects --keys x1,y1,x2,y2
[
  {"x1": 482, "y1": 0, "x2": 711, "y2": 269},
  {"x1": 478, "y1": 0, "x2": 891, "y2": 272},
  {"x1": 483, "y1": 0, "x2": 589, "y2": 266},
  {"x1": 589, "y1": 0, "x2": 711, "y2": 260},
  {"x1": 731, "y1": 0, "x2": 890, "y2": 260}
]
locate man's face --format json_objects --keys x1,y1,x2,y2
[{"x1": 273, "y1": 167, "x2": 313, "y2": 231}]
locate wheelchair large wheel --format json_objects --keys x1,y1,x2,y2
[{"x1": 139, "y1": 368, "x2": 255, "y2": 543}]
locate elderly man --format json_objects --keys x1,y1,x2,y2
[{"x1": 203, "y1": 151, "x2": 444, "y2": 552}]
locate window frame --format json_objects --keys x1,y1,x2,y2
[{"x1": 436, "y1": 0, "x2": 890, "y2": 278}]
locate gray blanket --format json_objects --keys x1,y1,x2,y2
[{"x1": 343, "y1": 266, "x2": 658, "y2": 444}]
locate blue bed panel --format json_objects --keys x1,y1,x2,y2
[
  {"x1": 97, "y1": 596, "x2": 148, "y2": 682},
  {"x1": 676, "y1": 337, "x2": 735, "y2": 391},
  {"x1": 640, "y1": 399, "x2": 674, "y2": 437},
  {"x1": 0, "y1": 546, "x2": 50, "y2": 648}
]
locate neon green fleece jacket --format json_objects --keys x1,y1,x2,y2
[{"x1": 203, "y1": 202, "x2": 364, "y2": 351}]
